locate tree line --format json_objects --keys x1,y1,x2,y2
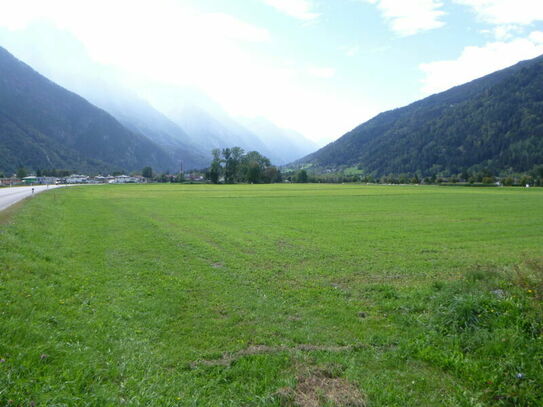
[
  {"x1": 205, "y1": 148, "x2": 282, "y2": 184},
  {"x1": 283, "y1": 167, "x2": 543, "y2": 186}
]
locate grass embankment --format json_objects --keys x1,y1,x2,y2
[{"x1": 0, "y1": 184, "x2": 542, "y2": 406}]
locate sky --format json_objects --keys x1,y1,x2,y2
[{"x1": 0, "y1": 0, "x2": 543, "y2": 145}]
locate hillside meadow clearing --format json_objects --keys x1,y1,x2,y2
[{"x1": 0, "y1": 184, "x2": 542, "y2": 406}]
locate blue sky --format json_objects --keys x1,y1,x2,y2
[{"x1": 1, "y1": 0, "x2": 543, "y2": 144}]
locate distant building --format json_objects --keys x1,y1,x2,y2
[
  {"x1": 0, "y1": 177, "x2": 21, "y2": 186},
  {"x1": 66, "y1": 175, "x2": 89, "y2": 184},
  {"x1": 22, "y1": 176, "x2": 38, "y2": 185},
  {"x1": 110, "y1": 175, "x2": 144, "y2": 184},
  {"x1": 93, "y1": 176, "x2": 114, "y2": 184},
  {"x1": 22, "y1": 176, "x2": 57, "y2": 185},
  {"x1": 186, "y1": 173, "x2": 205, "y2": 181}
]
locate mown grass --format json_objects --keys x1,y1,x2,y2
[{"x1": 0, "y1": 184, "x2": 542, "y2": 406}]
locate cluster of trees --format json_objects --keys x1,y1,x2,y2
[
  {"x1": 206, "y1": 148, "x2": 282, "y2": 184},
  {"x1": 142, "y1": 167, "x2": 189, "y2": 183},
  {"x1": 36, "y1": 169, "x2": 73, "y2": 177},
  {"x1": 0, "y1": 167, "x2": 29, "y2": 178},
  {"x1": 370, "y1": 165, "x2": 543, "y2": 186},
  {"x1": 286, "y1": 164, "x2": 543, "y2": 186}
]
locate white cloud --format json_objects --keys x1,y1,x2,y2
[
  {"x1": 308, "y1": 67, "x2": 336, "y2": 78},
  {"x1": 453, "y1": 0, "x2": 543, "y2": 25},
  {"x1": 0, "y1": 0, "x2": 273, "y2": 104},
  {"x1": 363, "y1": 0, "x2": 543, "y2": 37},
  {"x1": 420, "y1": 31, "x2": 543, "y2": 95},
  {"x1": 341, "y1": 45, "x2": 360, "y2": 57},
  {"x1": 481, "y1": 24, "x2": 523, "y2": 40},
  {"x1": 363, "y1": 0, "x2": 446, "y2": 36},
  {"x1": 198, "y1": 13, "x2": 271, "y2": 43},
  {"x1": 262, "y1": 0, "x2": 320, "y2": 21},
  {"x1": 529, "y1": 31, "x2": 543, "y2": 43}
]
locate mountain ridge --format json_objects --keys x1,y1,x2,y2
[
  {"x1": 0, "y1": 27, "x2": 318, "y2": 170},
  {"x1": 0, "y1": 46, "x2": 176, "y2": 174},
  {"x1": 297, "y1": 54, "x2": 543, "y2": 177}
]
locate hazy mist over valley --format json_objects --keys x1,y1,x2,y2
[{"x1": 0, "y1": 22, "x2": 319, "y2": 169}]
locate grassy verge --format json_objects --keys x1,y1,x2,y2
[
  {"x1": 0, "y1": 184, "x2": 542, "y2": 406},
  {"x1": 389, "y1": 261, "x2": 543, "y2": 406}
]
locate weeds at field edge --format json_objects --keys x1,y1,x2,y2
[{"x1": 397, "y1": 259, "x2": 543, "y2": 406}]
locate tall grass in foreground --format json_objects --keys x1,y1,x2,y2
[{"x1": 398, "y1": 260, "x2": 543, "y2": 406}]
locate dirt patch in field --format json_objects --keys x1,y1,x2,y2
[
  {"x1": 277, "y1": 368, "x2": 366, "y2": 407},
  {"x1": 277, "y1": 239, "x2": 295, "y2": 250},
  {"x1": 191, "y1": 344, "x2": 360, "y2": 368}
]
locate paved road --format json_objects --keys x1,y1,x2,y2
[{"x1": 0, "y1": 185, "x2": 64, "y2": 212}]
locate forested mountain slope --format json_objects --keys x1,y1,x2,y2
[
  {"x1": 0, "y1": 46, "x2": 175, "y2": 174},
  {"x1": 298, "y1": 55, "x2": 543, "y2": 177}
]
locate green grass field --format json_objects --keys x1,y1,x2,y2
[{"x1": 1, "y1": 184, "x2": 542, "y2": 406}]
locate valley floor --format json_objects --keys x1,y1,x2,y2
[{"x1": 1, "y1": 184, "x2": 542, "y2": 406}]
